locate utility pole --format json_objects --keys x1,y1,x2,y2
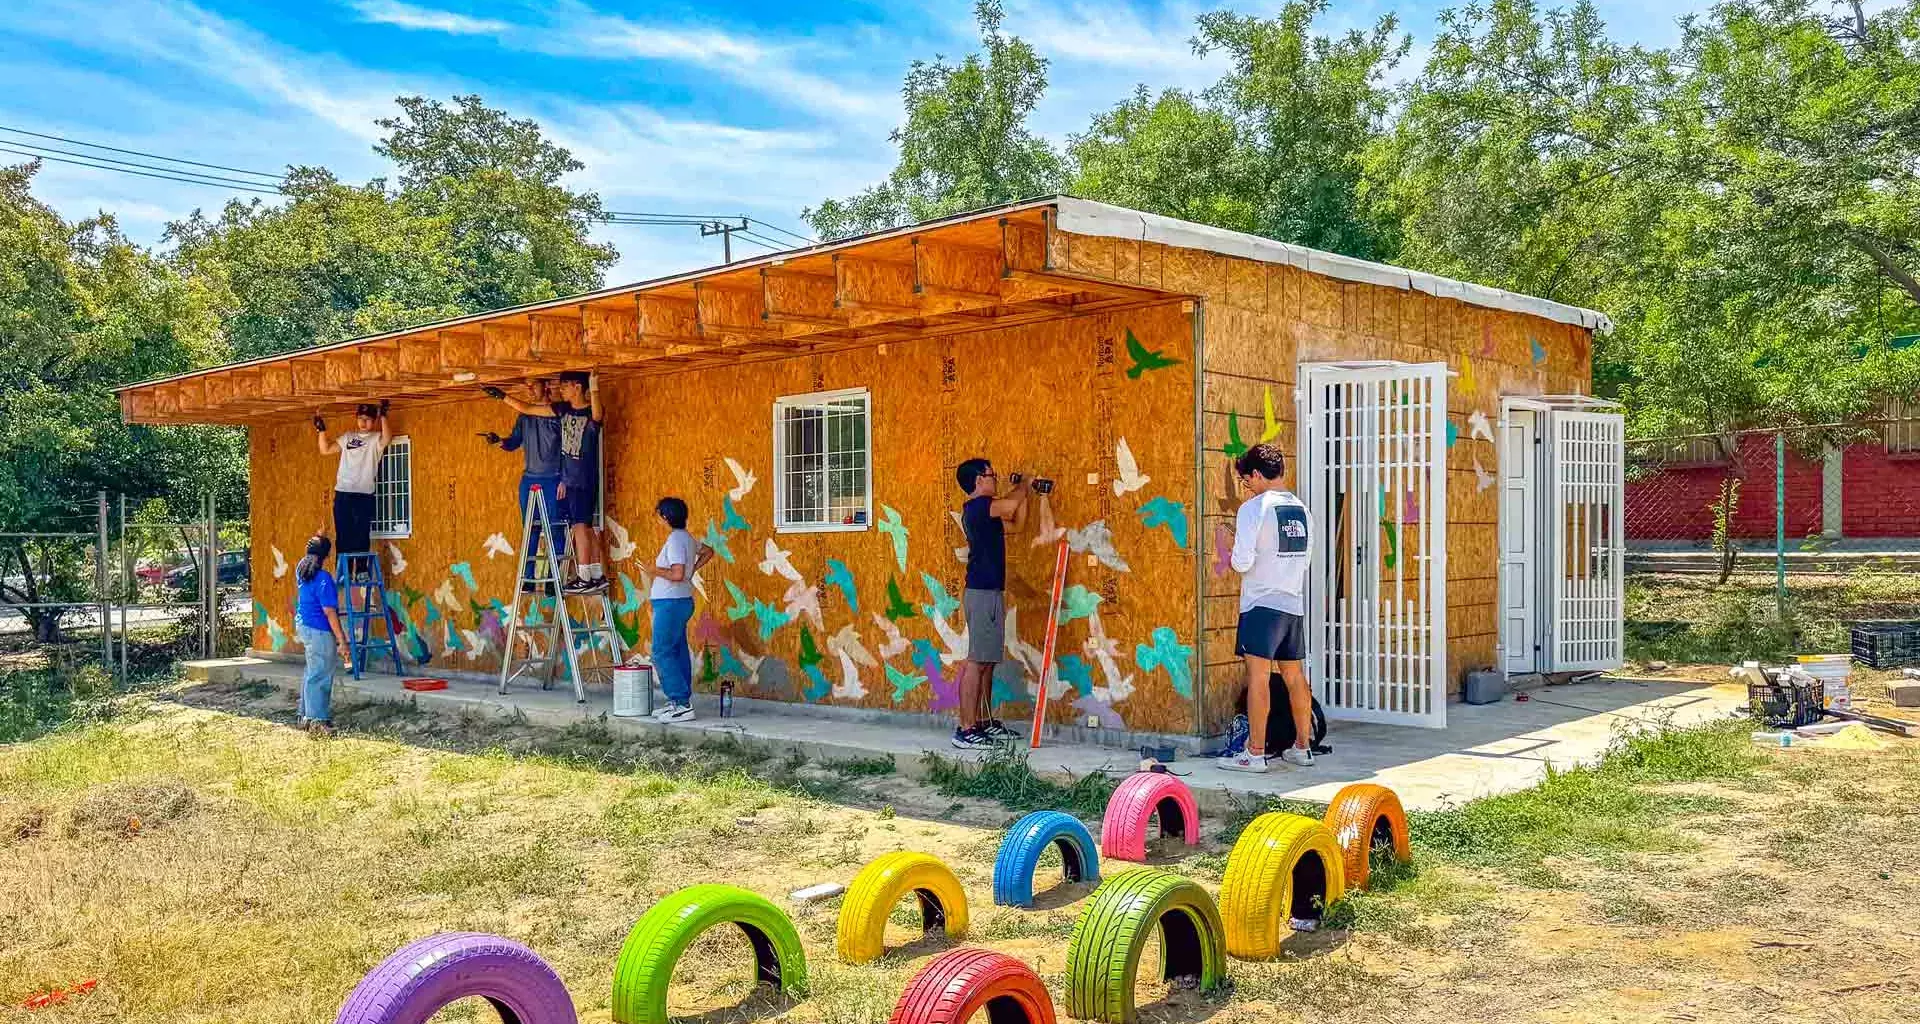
[{"x1": 701, "y1": 218, "x2": 749, "y2": 263}]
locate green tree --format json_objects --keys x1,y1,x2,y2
[
  {"x1": 804, "y1": 0, "x2": 1063, "y2": 240},
  {"x1": 172, "y1": 95, "x2": 617, "y2": 359},
  {"x1": 1067, "y1": 87, "x2": 1261, "y2": 232},
  {"x1": 0, "y1": 161, "x2": 243, "y2": 640}
]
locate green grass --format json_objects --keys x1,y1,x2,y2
[
  {"x1": 0, "y1": 666, "x2": 119, "y2": 744},
  {"x1": 1625, "y1": 567, "x2": 1920, "y2": 664},
  {"x1": 919, "y1": 744, "x2": 1116, "y2": 817},
  {"x1": 822, "y1": 755, "x2": 896, "y2": 778}
]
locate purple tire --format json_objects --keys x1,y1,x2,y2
[{"x1": 336, "y1": 932, "x2": 577, "y2": 1024}]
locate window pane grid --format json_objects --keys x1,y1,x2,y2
[
  {"x1": 372, "y1": 437, "x2": 411, "y2": 538},
  {"x1": 775, "y1": 391, "x2": 870, "y2": 529}
]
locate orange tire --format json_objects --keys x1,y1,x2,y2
[{"x1": 1321, "y1": 783, "x2": 1410, "y2": 889}]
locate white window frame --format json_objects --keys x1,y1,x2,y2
[
  {"x1": 772, "y1": 387, "x2": 872, "y2": 534},
  {"x1": 371, "y1": 436, "x2": 412, "y2": 539}
]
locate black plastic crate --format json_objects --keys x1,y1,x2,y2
[
  {"x1": 1747, "y1": 677, "x2": 1824, "y2": 728},
  {"x1": 1850, "y1": 622, "x2": 1920, "y2": 668}
]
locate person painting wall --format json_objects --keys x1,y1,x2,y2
[
  {"x1": 1219, "y1": 442, "x2": 1315, "y2": 773},
  {"x1": 487, "y1": 371, "x2": 605, "y2": 594},
  {"x1": 316, "y1": 400, "x2": 390, "y2": 560},
  {"x1": 951, "y1": 456, "x2": 1031, "y2": 750}
]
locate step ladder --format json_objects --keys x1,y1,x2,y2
[
  {"x1": 497, "y1": 484, "x2": 625, "y2": 703},
  {"x1": 336, "y1": 551, "x2": 404, "y2": 679}
]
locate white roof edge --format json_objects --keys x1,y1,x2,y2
[{"x1": 1052, "y1": 196, "x2": 1614, "y2": 335}]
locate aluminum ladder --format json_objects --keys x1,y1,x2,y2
[{"x1": 496, "y1": 484, "x2": 625, "y2": 703}]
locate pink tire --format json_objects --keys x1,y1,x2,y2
[
  {"x1": 336, "y1": 932, "x2": 577, "y2": 1024},
  {"x1": 1099, "y1": 772, "x2": 1200, "y2": 862}
]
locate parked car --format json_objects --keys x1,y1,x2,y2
[{"x1": 168, "y1": 551, "x2": 249, "y2": 593}]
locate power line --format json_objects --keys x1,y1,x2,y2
[
  {"x1": 0, "y1": 124, "x2": 285, "y2": 180},
  {"x1": 6, "y1": 123, "x2": 816, "y2": 251},
  {"x1": 0, "y1": 146, "x2": 284, "y2": 195}
]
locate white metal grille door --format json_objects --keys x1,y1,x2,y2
[
  {"x1": 1500, "y1": 410, "x2": 1538, "y2": 674},
  {"x1": 1300, "y1": 363, "x2": 1449, "y2": 728},
  {"x1": 1547, "y1": 411, "x2": 1625, "y2": 671}
]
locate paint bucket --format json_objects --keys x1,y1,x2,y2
[{"x1": 613, "y1": 661, "x2": 654, "y2": 718}]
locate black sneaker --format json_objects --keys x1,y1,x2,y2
[
  {"x1": 982, "y1": 719, "x2": 1018, "y2": 741},
  {"x1": 563, "y1": 577, "x2": 605, "y2": 596},
  {"x1": 951, "y1": 727, "x2": 994, "y2": 750}
]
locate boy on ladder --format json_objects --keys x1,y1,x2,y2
[
  {"x1": 486, "y1": 371, "x2": 606, "y2": 594},
  {"x1": 316, "y1": 400, "x2": 390, "y2": 564},
  {"x1": 482, "y1": 377, "x2": 564, "y2": 590}
]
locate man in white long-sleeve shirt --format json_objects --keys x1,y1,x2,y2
[{"x1": 1219, "y1": 442, "x2": 1314, "y2": 772}]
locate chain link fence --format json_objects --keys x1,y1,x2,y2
[{"x1": 1624, "y1": 418, "x2": 1920, "y2": 668}]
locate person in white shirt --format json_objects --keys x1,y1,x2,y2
[
  {"x1": 1219, "y1": 443, "x2": 1314, "y2": 773},
  {"x1": 316, "y1": 400, "x2": 391, "y2": 560},
  {"x1": 648, "y1": 496, "x2": 713, "y2": 723}
]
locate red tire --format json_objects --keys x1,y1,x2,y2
[
  {"x1": 888, "y1": 947, "x2": 1056, "y2": 1024},
  {"x1": 1099, "y1": 772, "x2": 1199, "y2": 863}
]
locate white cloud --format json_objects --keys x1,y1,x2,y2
[{"x1": 352, "y1": 0, "x2": 514, "y2": 35}]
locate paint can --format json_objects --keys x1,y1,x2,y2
[{"x1": 613, "y1": 661, "x2": 654, "y2": 717}]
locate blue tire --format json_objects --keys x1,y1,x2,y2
[{"x1": 992, "y1": 810, "x2": 1101, "y2": 908}]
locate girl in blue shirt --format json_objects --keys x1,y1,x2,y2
[{"x1": 292, "y1": 536, "x2": 349, "y2": 736}]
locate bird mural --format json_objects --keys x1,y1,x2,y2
[
  {"x1": 1066, "y1": 520, "x2": 1130, "y2": 572},
  {"x1": 883, "y1": 576, "x2": 917, "y2": 621},
  {"x1": 1083, "y1": 610, "x2": 1135, "y2": 703},
  {"x1": 1212, "y1": 523, "x2": 1233, "y2": 578},
  {"x1": 721, "y1": 495, "x2": 750, "y2": 533},
  {"x1": 782, "y1": 580, "x2": 823, "y2": 629},
  {"x1": 919, "y1": 571, "x2": 960, "y2": 620},
  {"x1": 724, "y1": 457, "x2": 757, "y2": 502},
  {"x1": 886, "y1": 663, "x2": 926, "y2": 703},
  {"x1": 604, "y1": 516, "x2": 636, "y2": 562},
  {"x1": 1529, "y1": 334, "x2": 1546, "y2": 365},
  {"x1": 870, "y1": 612, "x2": 911, "y2": 659},
  {"x1": 823, "y1": 558, "x2": 858, "y2": 612},
  {"x1": 449, "y1": 561, "x2": 478, "y2": 592},
  {"x1": 826, "y1": 624, "x2": 877, "y2": 700},
  {"x1": 482, "y1": 533, "x2": 514, "y2": 560},
  {"x1": 1136, "y1": 496, "x2": 1190, "y2": 549},
  {"x1": 1469, "y1": 409, "x2": 1495, "y2": 444},
  {"x1": 271, "y1": 545, "x2": 289, "y2": 580},
  {"x1": 758, "y1": 538, "x2": 801, "y2": 582},
  {"x1": 382, "y1": 543, "x2": 403, "y2": 576},
  {"x1": 1261, "y1": 386, "x2": 1284, "y2": 442},
  {"x1": 702, "y1": 520, "x2": 734, "y2": 564},
  {"x1": 1057, "y1": 584, "x2": 1103, "y2": 624},
  {"x1": 724, "y1": 580, "x2": 752, "y2": 622},
  {"x1": 1474, "y1": 454, "x2": 1496, "y2": 492},
  {"x1": 1111, "y1": 437, "x2": 1150, "y2": 496},
  {"x1": 1122, "y1": 327, "x2": 1180, "y2": 379},
  {"x1": 1222, "y1": 411, "x2": 1248, "y2": 459},
  {"x1": 1460, "y1": 354, "x2": 1477, "y2": 396},
  {"x1": 877, "y1": 504, "x2": 909, "y2": 570},
  {"x1": 1134, "y1": 626, "x2": 1194, "y2": 698},
  {"x1": 749, "y1": 599, "x2": 791, "y2": 642}
]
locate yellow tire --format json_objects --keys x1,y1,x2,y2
[
  {"x1": 1218, "y1": 812, "x2": 1346, "y2": 960},
  {"x1": 1322, "y1": 783, "x2": 1411, "y2": 890},
  {"x1": 836, "y1": 851, "x2": 970, "y2": 964}
]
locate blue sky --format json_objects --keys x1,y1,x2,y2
[{"x1": 3, "y1": 0, "x2": 1712, "y2": 284}]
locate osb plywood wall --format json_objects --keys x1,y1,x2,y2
[
  {"x1": 251, "y1": 301, "x2": 1203, "y2": 734},
  {"x1": 1046, "y1": 229, "x2": 1592, "y2": 732}
]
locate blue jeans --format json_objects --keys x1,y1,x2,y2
[
  {"x1": 519, "y1": 473, "x2": 564, "y2": 576},
  {"x1": 298, "y1": 624, "x2": 338, "y2": 723},
  {"x1": 650, "y1": 598, "x2": 695, "y2": 704}
]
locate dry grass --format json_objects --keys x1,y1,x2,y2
[{"x1": 2, "y1": 681, "x2": 1918, "y2": 1023}]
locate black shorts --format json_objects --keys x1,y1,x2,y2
[
  {"x1": 561, "y1": 479, "x2": 598, "y2": 526},
  {"x1": 1235, "y1": 607, "x2": 1305, "y2": 662}
]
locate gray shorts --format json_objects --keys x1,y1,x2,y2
[{"x1": 964, "y1": 588, "x2": 1004, "y2": 663}]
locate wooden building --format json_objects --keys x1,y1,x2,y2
[{"x1": 118, "y1": 197, "x2": 1625, "y2": 736}]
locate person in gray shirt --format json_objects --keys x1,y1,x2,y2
[{"x1": 482, "y1": 378, "x2": 564, "y2": 586}]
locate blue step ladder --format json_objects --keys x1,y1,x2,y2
[{"x1": 336, "y1": 551, "x2": 405, "y2": 679}]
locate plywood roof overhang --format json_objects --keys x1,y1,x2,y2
[
  {"x1": 117, "y1": 195, "x2": 1612, "y2": 426},
  {"x1": 117, "y1": 200, "x2": 1195, "y2": 426}
]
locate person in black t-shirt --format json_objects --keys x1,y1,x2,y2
[
  {"x1": 488, "y1": 371, "x2": 606, "y2": 594},
  {"x1": 952, "y1": 457, "x2": 1030, "y2": 749}
]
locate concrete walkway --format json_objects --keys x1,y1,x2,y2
[{"x1": 209, "y1": 655, "x2": 1746, "y2": 812}]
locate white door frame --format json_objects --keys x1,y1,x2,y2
[
  {"x1": 1498, "y1": 405, "x2": 1541, "y2": 675},
  {"x1": 1296, "y1": 361, "x2": 1449, "y2": 729},
  {"x1": 1497, "y1": 396, "x2": 1626, "y2": 676}
]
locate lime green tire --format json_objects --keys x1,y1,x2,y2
[
  {"x1": 610, "y1": 883, "x2": 808, "y2": 1024},
  {"x1": 1063, "y1": 869, "x2": 1227, "y2": 1024}
]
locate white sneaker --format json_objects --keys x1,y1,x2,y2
[
  {"x1": 656, "y1": 703, "x2": 695, "y2": 723},
  {"x1": 1217, "y1": 751, "x2": 1270, "y2": 774},
  {"x1": 650, "y1": 704, "x2": 677, "y2": 721},
  {"x1": 1279, "y1": 746, "x2": 1314, "y2": 767}
]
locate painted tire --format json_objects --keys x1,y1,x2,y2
[
  {"x1": 336, "y1": 932, "x2": 576, "y2": 1024},
  {"x1": 992, "y1": 811, "x2": 1101, "y2": 908},
  {"x1": 1322, "y1": 783, "x2": 1412, "y2": 890},
  {"x1": 1098, "y1": 772, "x2": 1199, "y2": 863},
  {"x1": 610, "y1": 884, "x2": 807, "y2": 1024},
  {"x1": 1064, "y1": 869, "x2": 1227, "y2": 1024},
  {"x1": 888, "y1": 947, "x2": 1057, "y2": 1024},
  {"x1": 1218, "y1": 812, "x2": 1347, "y2": 960},
  {"x1": 837, "y1": 851, "x2": 970, "y2": 964}
]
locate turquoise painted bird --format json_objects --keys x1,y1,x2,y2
[
  {"x1": 1123, "y1": 328, "x2": 1181, "y2": 379},
  {"x1": 1057, "y1": 584, "x2": 1103, "y2": 624},
  {"x1": 1133, "y1": 626, "x2": 1194, "y2": 698},
  {"x1": 802, "y1": 663, "x2": 831, "y2": 702},
  {"x1": 750, "y1": 599, "x2": 791, "y2": 641},
  {"x1": 877, "y1": 505, "x2": 909, "y2": 570},
  {"x1": 886, "y1": 662, "x2": 926, "y2": 703},
  {"x1": 724, "y1": 580, "x2": 752, "y2": 621},
  {"x1": 1136, "y1": 495, "x2": 1190, "y2": 549},
  {"x1": 1530, "y1": 334, "x2": 1546, "y2": 365},
  {"x1": 919, "y1": 571, "x2": 959, "y2": 620},
  {"x1": 824, "y1": 558, "x2": 858, "y2": 612},
  {"x1": 703, "y1": 520, "x2": 734, "y2": 563},
  {"x1": 1056, "y1": 653, "x2": 1094, "y2": 696},
  {"x1": 449, "y1": 561, "x2": 477, "y2": 592},
  {"x1": 721, "y1": 495, "x2": 750, "y2": 533}
]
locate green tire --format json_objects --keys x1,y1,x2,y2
[
  {"x1": 610, "y1": 883, "x2": 808, "y2": 1024},
  {"x1": 1063, "y1": 869, "x2": 1227, "y2": 1024}
]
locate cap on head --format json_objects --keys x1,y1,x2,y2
[
  {"x1": 559, "y1": 371, "x2": 591, "y2": 388},
  {"x1": 355, "y1": 403, "x2": 380, "y2": 418}
]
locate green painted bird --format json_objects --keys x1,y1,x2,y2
[
  {"x1": 1123, "y1": 328, "x2": 1180, "y2": 379},
  {"x1": 1223, "y1": 411, "x2": 1248, "y2": 458},
  {"x1": 883, "y1": 576, "x2": 918, "y2": 622}
]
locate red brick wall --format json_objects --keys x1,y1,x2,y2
[
  {"x1": 1840, "y1": 446, "x2": 1920, "y2": 538},
  {"x1": 1626, "y1": 434, "x2": 1822, "y2": 540}
]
